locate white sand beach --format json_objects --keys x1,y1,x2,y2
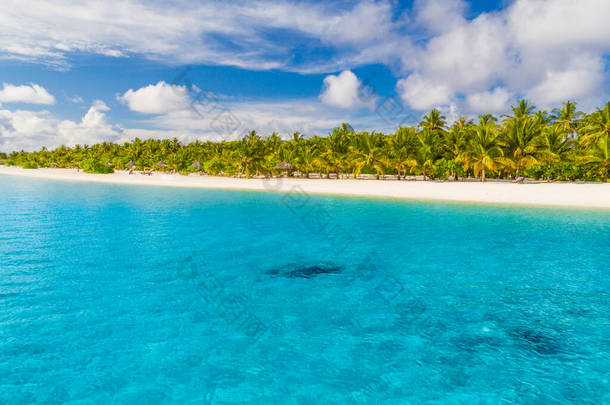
[{"x1": 1, "y1": 166, "x2": 609, "y2": 209}]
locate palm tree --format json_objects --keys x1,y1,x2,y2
[
  {"x1": 461, "y1": 122, "x2": 506, "y2": 182},
  {"x1": 388, "y1": 127, "x2": 417, "y2": 180},
  {"x1": 350, "y1": 131, "x2": 388, "y2": 179},
  {"x1": 582, "y1": 134, "x2": 609, "y2": 182},
  {"x1": 415, "y1": 129, "x2": 437, "y2": 180},
  {"x1": 233, "y1": 131, "x2": 265, "y2": 177},
  {"x1": 504, "y1": 99, "x2": 536, "y2": 120},
  {"x1": 551, "y1": 101, "x2": 583, "y2": 138},
  {"x1": 538, "y1": 126, "x2": 573, "y2": 163},
  {"x1": 581, "y1": 102, "x2": 610, "y2": 146},
  {"x1": 324, "y1": 125, "x2": 352, "y2": 179},
  {"x1": 442, "y1": 116, "x2": 473, "y2": 180},
  {"x1": 501, "y1": 116, "x2": 542, "y2": 176}
]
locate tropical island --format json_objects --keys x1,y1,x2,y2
[{"x1": 2, "y1": 101, "x2": 609, "y2": 183}]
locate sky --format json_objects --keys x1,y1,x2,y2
[{"x1": 0, "y1": 0, "x2": 608, "y2": 151}]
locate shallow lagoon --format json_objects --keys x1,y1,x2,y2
[{"x1": 1, "y1": 175, "x2": 609, "y2": 403}]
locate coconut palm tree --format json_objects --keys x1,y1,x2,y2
[
  {"x1": 504, "y1": 99, "x2": 536, "y2": 120},
  {"x1": 387, "y1": 127, "x2": 418, "y2": 179},
  {"x1": 582, "y1": 134, "x2": 609, "y2": 182},
  {"x1": 538, "y1": 126, "x2": 573, "y2": 163},
  {"x1": 581, "y1": 102, "x2": 610, "y2": 146},
  {"x1": 461, "y1": 122, "x2": 506, "y2": 182},
  {"x1": 442, "y1": 117, "x2": 473, "y2": 180},
  {"x1": 350, "y1": 131, "x2": 388, "y2": 179},
  {"x1": 323, "y1": 124, "x2": 352, "y2": 179},
  {"x1": 551, "y1": 101, "x2": 583, "y2": 138},
  {"x1": 415, "y1": 129, "x2": 437, "y2": 180},
  {"x1": 501, "y1": 116, "x2": 542, "y2": 176}
]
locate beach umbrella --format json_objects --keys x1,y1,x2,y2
[
  {"x1": 155, "y1": 161, "x2": 168, "y2": 168},
  {"x1": 274, "y1": 161, "x2": 295, "y2": 170},
  {"x1": 190, "y1": 161, "x2": 203, "y2": 168}
]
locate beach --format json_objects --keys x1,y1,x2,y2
[{"x1": 1, "y1": 165, "x2": 609, "y2": 208}]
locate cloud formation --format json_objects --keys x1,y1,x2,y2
[
  {"x1": 319, "y1": 70, "x2": 375, "y2": 110},
  {"x1": 0, "y1": 0, "x2": 609, "y2": 152},
  {"x1": 0, "y1": 101, "x2": 123, "y2": 152},
  {"x1": 0, "y1": 83, "x2": 55, "y2": 105},
  {"x1": 119, "y1": 81, "x2": 190, "y2": 114},
  {"x1": 397, "y1": 0, "x2": 610, "y2": 112}
]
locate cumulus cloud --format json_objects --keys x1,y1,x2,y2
[
  {"x1": 396, "y1": 0, "x2": 610, "y2": 114},
  {"x1": 396, "y1": 74, "x2": 451, "y2": 110},
  {"x1": 466, "y1": 88, "x2": 512, "y2": 114},
  {"x1": 319, "y1": 70, "x2": 375, "y2": 110},
  {"x1": 0, "y1": 101, "x2": 123, "y2": 152},
  {"x1": 119, "y1": 81, "x2": 190, "y2": 114},
  {"x1": 0, "y1": 83, "x2": 55, "y2": 105}
]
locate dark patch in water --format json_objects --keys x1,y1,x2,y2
[
  {"x1": 510, "y1": 327, "x2": 562, "y2": 355},
  {"x1": 267, "y1": 264, "x2": 342, "y2": 279}
]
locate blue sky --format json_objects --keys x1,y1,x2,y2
[{"x1": 0, "y1": 0, "x2": 608, "y2": 151}]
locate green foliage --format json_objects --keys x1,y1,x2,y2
[
  {"x1": 524, "y1": 162, "x2": 586, "y2": 181},
  {"x1": 4, "y1": 101, "x2": 610, "y2": 182},
  {"x1": 80, "y1": 159, "x2": 114, "y2": 174},
  {"x1": 23, "y1": 161, "x2": 38, "y2": 169}
]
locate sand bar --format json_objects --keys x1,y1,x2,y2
[{"x1": 1, "y1": 166, "x2": 609, "y2": 209}]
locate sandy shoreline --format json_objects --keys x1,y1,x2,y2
[{"x1": 1, "y1": 166, "x2": 609, "y2": 209}]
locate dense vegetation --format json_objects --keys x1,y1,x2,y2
[{"x1": 2, "y1": 100, "x2": 609, "y2": 181}]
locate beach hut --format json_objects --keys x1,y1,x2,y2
[
  {"x1": 155, "y1": 161, "x2": 168, "y2": 168},
  {"x1": 190, "y1": 161, "x2": 203, "y2": 168},
  {"x1": 125, "y1": 160, "x2": 135, "y2": 168},
  {"x1": 274, "y1": 161, "x2": 295, "y2": 171},
  {"x1": 274, "y1": 161, "x2": 295, "y2": 177}
]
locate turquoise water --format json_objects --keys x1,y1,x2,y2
[{"x1": 1, "y1": 175, "x2": 609, "y2": 404}]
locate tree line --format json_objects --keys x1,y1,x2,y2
[{"x1": 2, "y1": 100, "x2": 609, "y2": 182}]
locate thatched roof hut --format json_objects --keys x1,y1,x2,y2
[{"x1": 274, "y1": 161, "x2": 295, "y2": 170}]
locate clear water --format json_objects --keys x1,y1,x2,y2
[{"x1": 1, "y1": 175, "x2": 609, "y2": 404}]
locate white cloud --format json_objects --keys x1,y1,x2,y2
[
  {"x1": 0, "y1": 0, "x2": 402, "y2": 73},
  {"x1": 414, "y1": 0, "x2": 467, "y2": 34},
  {"x1": 525, "y1": 56, "x2": 605, "y2": 109},
  {"x1": 319, "y1": 70, "x2": 375, "y2": 110},
  {"x1": 119, "y1": 81, "x2": 190, "y2": 114},
  {"x1": 396, "y1": 74, "x2": 451, "y2": 110},
  {"x1": 395, "y1": 0, "x2": 610, "y2": 115},
  {"x1": 0, "y1": 83, "x2": 55, "y2": 105},
  {"x1": 508, "y1": 0, "x2": 610, "y2": 51},
  {"x1": 0, "y1": 101, "x2": 123, "y2": 152},
  {"x1": 466, "y1": 87, "x2": 512, "y2": 114},
  {"x1": 66, "y1": 94, "x2": 84, "y2": 103}
]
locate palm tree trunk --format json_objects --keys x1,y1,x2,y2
[
  {"x1": 605, "y1": 165, "x2": 608, "y2": 182},
  {"x1": 481, "y1": 168, "x2": 486, "y2": 182}
]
